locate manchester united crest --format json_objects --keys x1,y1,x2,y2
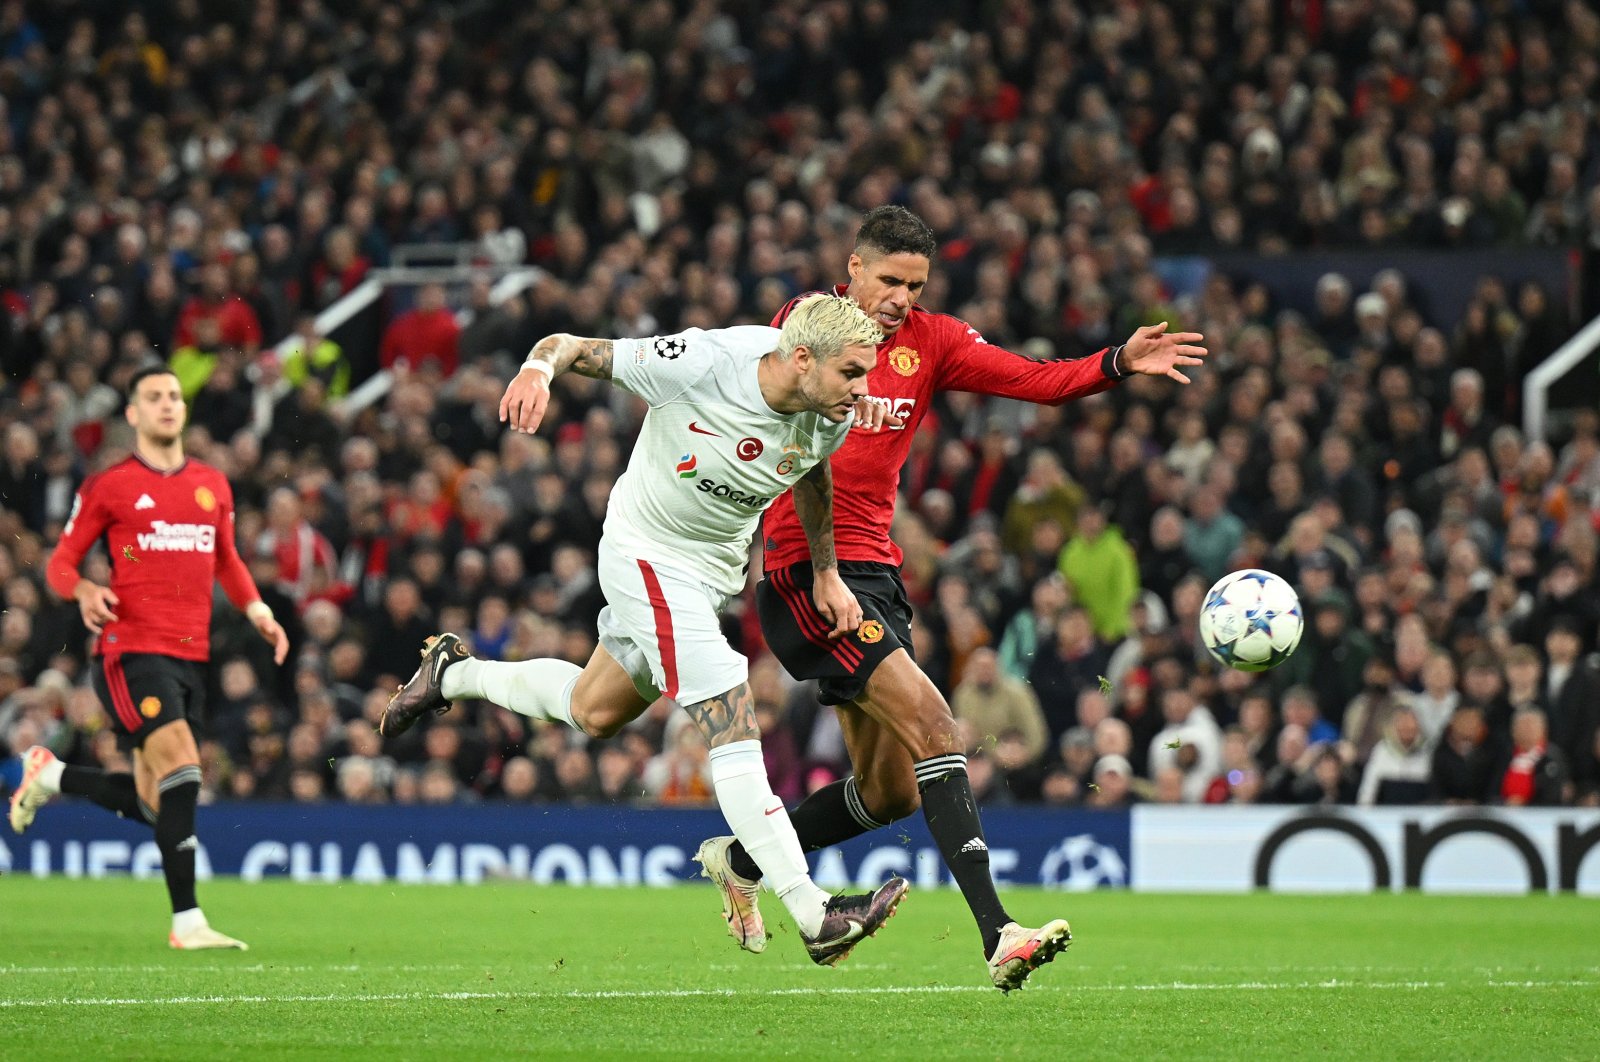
[
  {"x1": 194, "y1": 486, "x2": 216, "y2": 512},
  {"x1": 858, "y1": 620, "x2": 885, "y2": 644},
  {"x1": 887, "y1": 346, "x2": 920, "y2": 376},
  {"x1": 140, "y1": 696, "x2": 162, "y2": 718}
]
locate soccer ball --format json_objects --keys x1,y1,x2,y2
[{"x1": 1198, "y1": 568, "x2": 1304, "y2": 672}]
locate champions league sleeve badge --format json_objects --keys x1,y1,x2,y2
[{"x1": 652, "y1": 336, "x2": 687, "y2": 360}]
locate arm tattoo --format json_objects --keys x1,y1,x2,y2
[
  {"x1": 526, "y1": 334, "x2": 615, "y2": 380},
  {"x1": 566, "y1": 338, "x2": 614, "y2": 379},
  {"x1": 681, "y1": 682, "x2": 760, "y2": 748},
  {"x1": 793, "y1": 459, "x2": 837, "y2": 571}
]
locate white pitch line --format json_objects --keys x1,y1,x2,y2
[
  {"x1": 8, "y1": 962, "x2": 1594, "y2": 977},
  {"x1": 0, "y1": 963, "x2": 471, "y2": 975},
  {"x1": 0, "y1": 987, "x2": 987, "y2": 1008},
  {"x1": 2, "y1": 979, "x2": 1597, "y2": 1008}
]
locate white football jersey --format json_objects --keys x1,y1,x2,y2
[{"x1": 604, "y1": 326, "x2": 852, "y2": 595}]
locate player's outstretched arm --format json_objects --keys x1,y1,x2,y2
[
  {"x1": 793, "y1": 460, "x2": 862, "y2": 639},
  {"x1": 1115, "y1": 322, "x2": 1208, "y2": 384},
  {"x1": 499, "y1": 333, "x2": 615, "y2": 434}
]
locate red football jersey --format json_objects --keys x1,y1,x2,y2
[
  {"x1": 46, "y1": 454, "x2": 260, "y2": 661},
  {"x1": 762, "y1": 286, "x2": 1123, "y2": 570}
]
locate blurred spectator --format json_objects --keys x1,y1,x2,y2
[
  {"x1": 256, "y1": 487, "x2": 339, "y2": 610},
  {"x1": 1493, "y1": 708, "x2": 1569, "y2": 806},
  {"x1": 1412, "y1": 649, "x2": 1461, "y2": 747},
  {"x1": 1341, "y1": 655, "x2": 1421, "y2": 766},
  {"x1": 1304, "y1": 747, "x2": 1359, "y2": 806},
  {"x1": 952, "y1": 647, "x2": 1048, "y2": 767},
  {"x1": 1356, "y1": 706, "x2": 1432, "y2": 806},
  {"x1": 1146, "y1": 686, "x2": 1223, "y2": 804},
  {"x1": 643, "y1": 720, "x2": 713, "y2": 806},
  {"x1": 1542, "y1": 620, "x2": 1600, "y2": 792},
  {"x1": 282, "y1": 314, "x2": 352, "y2": 399},
  {"x1": 1002, "y1": 450, "x2": 1084, "y2": 556},
  {"x1": 381, "y1": 283, "x2": 461, "y2": 376},
  {"x1": 1057, "y1": 502, "x2": 1139, "y2": 642},
  {"x1": 996, "y1": 572, "x2": 1068, "y2": 683},
  {"x1": 1027, "y1": 607, "x2": 1109, "y2": 744},
  {"x1": 173, "y1": 262, "x2": 263, "y2": 357},
  {"x1": 1182, "y1": 486, "x2": 1244, "y2": 583},
  {"x1": 1084, "y1": 754, "x2": 1138, "y2": 809},
  {"x1": 1430, "y1": 705, "x2": 1496, "y2": 805}
]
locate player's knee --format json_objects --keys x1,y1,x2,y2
[
  {"x1": 858, "y1": 774, "x2": 920, "y2": 823},
  {"x1": 895, "y1": 707, "x2": 963, "y2": 761},
  {"x1": 572, "y1": 697, "x2": 628, "y2": 740}
]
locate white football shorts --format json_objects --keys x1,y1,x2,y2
[{"x1": 595, "y1": 537, "x2": 749, "y2": 705}]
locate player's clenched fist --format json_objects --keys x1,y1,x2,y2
[
  {"x1": 812, "y1": 568, "x2": 863, "y2": 639},
  {"x1": 499, "y1": 364, "x2": 553, "y2": 435}
]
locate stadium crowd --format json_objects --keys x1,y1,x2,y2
[{"x1": 1, "y1": 0, "x2": 1599, "y2": 812}]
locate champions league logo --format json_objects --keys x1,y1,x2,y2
[
  {"x1": 1039, "y1": 834, "x2": 1128, "y2": 891},
  {"x1": 652, "y1": 336, "x2": 687, "y2": 360}
]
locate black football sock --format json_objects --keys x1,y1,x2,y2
[
  {"x1": 727, "y1": 777, "x2": 890, "y2": 882},
  {"x1": 915, "y1": 754, "x2": 1012, "y2": 956},
  {"x1": 59, "y1": 765, "x2": 149, "y2": 823},
  {"x1": 154, "y1": 767, "x2": 202, "y2": 914}
]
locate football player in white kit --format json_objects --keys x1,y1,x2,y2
[{"x1": 381, "y1": 294, "x2": 909, "y2": 965}]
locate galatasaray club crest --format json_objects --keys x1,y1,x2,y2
[
  {"x1": 194, "y1": 486, "x2": 217, "y2": 512},
  {"x1": 775, "y1": 443, "x2": 807, "y2": 476},
  {"x1": 858, "y1": 620, "x2": 885, "y2": 644},
  {"x1": 887, "y1": 346, "x2": 920, "y2": 377}
]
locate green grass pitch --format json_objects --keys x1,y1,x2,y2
[{"x1": 2, "y1": 878, "x2": 1597, "y2": 1060}]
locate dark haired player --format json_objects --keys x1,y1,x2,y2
[
  {"x1": 10, "y1": 366, "x2": 288, "y2": 950},
  {"x1": 695, "y1": 206, "x2": 1207, "y2": 991}
]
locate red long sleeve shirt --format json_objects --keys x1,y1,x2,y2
[
  {"x1": 380, "y1": 308, "x2": 461, "y2": 375},
  {"x1": 46, "y1": 454, "x2": 260, "y2": 661},
  {"x1": 761, "y1": 286, "x2": 1122, "y2": 570}
]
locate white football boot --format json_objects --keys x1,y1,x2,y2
[{"x1": 694, "y1": 836, "x2": 767, "y2": 954}]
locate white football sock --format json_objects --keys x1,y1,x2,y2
[
  {"x1": 708, "y1": 740, "x2": 829, "y2": 937},
  {"x1": 172, "y1": 908, "x2": 207, "y2": 934},
  {"x1": 36, "y1": 752, "x2": 64, "y2": 793},
  {"x1": 442, "y1": 658, "x2": 580, "y2": 729}
]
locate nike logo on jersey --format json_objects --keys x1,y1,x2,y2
[
  {"x1": 687, "y1": 422, "x2": 720, "y2": 436},
  {"x1": 764, "y1": 804, "x2": 784, "y2": 817},
  {"x1": 135, "y1": 494, "x2": 156, "y2": 510}
]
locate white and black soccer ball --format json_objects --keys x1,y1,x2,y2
[{"x1": 1198, "y1": 568, "x2": 1304, "y2": 673}]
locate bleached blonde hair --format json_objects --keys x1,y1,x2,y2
[{"x1": 774, "y1": 293, "x2": 882, "y2": 362}]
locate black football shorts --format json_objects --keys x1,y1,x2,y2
[
  {"x1": 93, "y1": 653, "x2": 206, "y2": 750},
  {"x1": 757, "y1": 561, "x2": 915, "y2": 705}
]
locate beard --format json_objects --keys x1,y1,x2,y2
[{"x1": 798, "y1": 376, "x2": 848, "y2": 420}]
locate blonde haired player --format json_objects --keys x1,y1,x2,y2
[{"x1": 381, "y1": 294, "x2": 909, "y2": 965}]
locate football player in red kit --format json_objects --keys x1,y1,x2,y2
[
  {"x1": 10, "y1": 366, "x2": 288, "y2": 950},
  {"x1": 697, "y1": 206, "x2": 1206, "y2": 991}
]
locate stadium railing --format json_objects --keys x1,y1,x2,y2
[
  {"x1": 267, "y1": 256, "x2": 545, "y2": 420},
  {"x1": 1524, "y1": 310, "x2": 1600, "y2": 442}
]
